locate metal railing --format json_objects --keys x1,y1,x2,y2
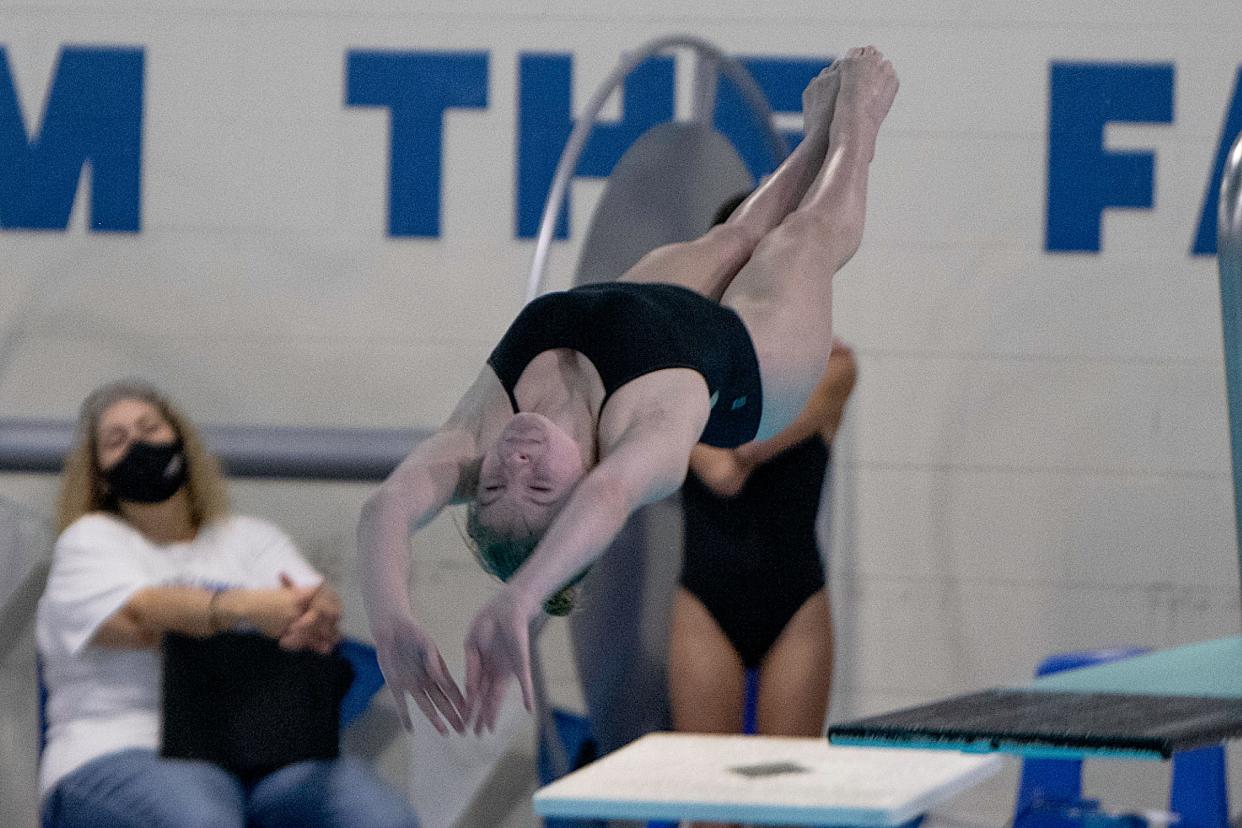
[{"x1": 0, "y1": 418, "x2": 425, "y2": 480}]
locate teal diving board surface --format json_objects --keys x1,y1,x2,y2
[
  {"x1": 828, "y1": 636, "x2": 1242, "y2": 760},
  {"x1": 1029, "y1": 636, "x2": 1242, "y2": 698}
]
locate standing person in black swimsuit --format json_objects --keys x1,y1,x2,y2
[
  {"x1": 357, "y1": 47, "x2": 898, "y2": 736},
  {"x1": 671, "y1": 334, "x2": 855, "y2": 761}
]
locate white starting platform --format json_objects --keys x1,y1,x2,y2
[{"x1": 533, "y1": 732, "x2": 1005, "y2": 826}]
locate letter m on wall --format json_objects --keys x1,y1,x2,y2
[{"x1": 0, "y1": 46, "x2": 144, "y2": 232}]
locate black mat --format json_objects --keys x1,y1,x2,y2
[
  {"x1": 161, "y1": 631, "x2": 353, "y2": 780},
  {"x1": 828, "y1": 688, "x2": 1242, "y2": 759}
]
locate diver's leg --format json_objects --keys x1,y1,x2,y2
[
  {"x1": 618, "y1": 63, "x2": 841, "y2": 301},
  {"x1": 723, "y1": 46, "x2": 897, "y2": 438}
]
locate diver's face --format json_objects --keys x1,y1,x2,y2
[{"x1": 475, "y1": 413, "x2": 586, "y2": 538}]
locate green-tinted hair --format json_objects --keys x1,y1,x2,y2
[{"x1": 463, "y1": 504, "x2": 586, "y2": 616}]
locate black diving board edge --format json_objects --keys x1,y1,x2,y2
[{"x1": 828, "y1": 688, "x2": 1242, "y2": 760}]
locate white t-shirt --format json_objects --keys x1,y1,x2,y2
[{"x1": 35, "y1": 512, "x2": 323, "y2": 797}]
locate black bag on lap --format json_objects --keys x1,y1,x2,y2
[{"x1": 161, "y1": 631, "x2": 353, "y2": 780}]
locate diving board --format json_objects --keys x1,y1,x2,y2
[
  {"x1": 533, "y1": 732, "x2": 1003, "y2": 826},
  {"x1": 829, "y1": 635, "x2": 1242, "y2": 760}
]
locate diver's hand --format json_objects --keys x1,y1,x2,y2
[
  {"x1": 463, "y1": 589, "x2": 536, "y2": 735},
  {"x1": 373, "y1": 612, "x2": 466, "y2": 735}
]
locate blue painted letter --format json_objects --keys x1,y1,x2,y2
[
  {"x1": 0, "y1": 46, "x2": 143, "y2": 232},
  {"x1": 516, "y1": 53, "x2": 674, "y2": 239},
  {"x1": 346, "y1": 50, "x2": 488, "y2": 238},
  {"x1": 1045, "y1": 62, "x2": 1174, "y2": 252}
]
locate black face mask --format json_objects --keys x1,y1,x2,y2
[{"x1": 104, "y1": 439, "x2": 188, "y2": 504}]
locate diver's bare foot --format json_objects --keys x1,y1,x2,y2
[
  {"x1": 802, "y1": 62, "x2": 841, "y2": 139},
  {"x1": 828, "y1": 45, "x2": 898, "y2": 158}
]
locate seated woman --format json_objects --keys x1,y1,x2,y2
[
  {"x1": 671, "y1": 338, "x2": 855, "y2": 777},
  {"x1": 36, "y1": 379, "x2": 419, "y2": 828},
  {"x1": 357, "y1": 46, "x2": 898, "y2": 735}
]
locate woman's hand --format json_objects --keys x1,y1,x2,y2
[
  {"x1": 218, "y1": 580, "x2": 317, "y2": 639},
  {"x1": 374, "y1": 612, "x2": 466, "y2": 735},
  {"x1": 688, "y1": 444, "x2": 754, "y2": 498},
  {"x1": 463, "y1": 588, "x2": 536, "y2": 735},
  {"x1": 277, "y1": 576, "x2": 343, "y2": 655}
]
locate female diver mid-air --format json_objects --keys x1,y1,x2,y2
[{"x1": 358, "y1": 46, "x2": 898, "y2": 735}]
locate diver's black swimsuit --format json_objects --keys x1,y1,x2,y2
[{"x1": 486, "y1": 282, "x2": 763, "y2": 448}]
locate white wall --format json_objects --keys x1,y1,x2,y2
[{"x1": 2, "y1": 1, "x2": 1241, "y2": 825}]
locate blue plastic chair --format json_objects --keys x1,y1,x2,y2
[
  {"x1": 36, "y1": 655, "x2": 48, "y2": 755},
  {"x1": 336, "y1": 638, "x2": 385, "y2": 728},
  {"x1": 537, "y1": 709, "x2": 604, "y2": 828},
  {"x1": 1014, "y1": 648, "x2": 1230, "y2": 828}
]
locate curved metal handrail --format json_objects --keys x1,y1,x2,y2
[{"x1": 525, "y1": 34, "x2": 791, "y2": 303}]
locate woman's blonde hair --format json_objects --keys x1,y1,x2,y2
[{"x1": 55, "y1": 379, "x2": 229, "y2": 533}]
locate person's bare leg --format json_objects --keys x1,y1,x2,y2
[
  {"x1": 669, "y1": 589, "x2": 747, "y2": 732},
  {"x1": 668, "y1": 588, "x2": 747, "y2": 828},
  {"x1": 618, "y1": 65, "x2": 841, "y2": 301},
  {"x1": 755, "y1": 588, "x2": 833, "y2": 736},
  {"x1": 724, "y1": 46, "x2": 898, "y2": 439}
]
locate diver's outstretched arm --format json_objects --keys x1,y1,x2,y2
[{"x1": 357, "y1": 425, "x2": 479, "y2": 734}]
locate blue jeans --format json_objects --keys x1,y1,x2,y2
[{"x1": 43, "y1": 749, "x2": 420, "y2": 828}]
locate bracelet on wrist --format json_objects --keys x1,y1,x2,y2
[{"x1": 207, "y1": 589, "x2": 226, "y2": 634}]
